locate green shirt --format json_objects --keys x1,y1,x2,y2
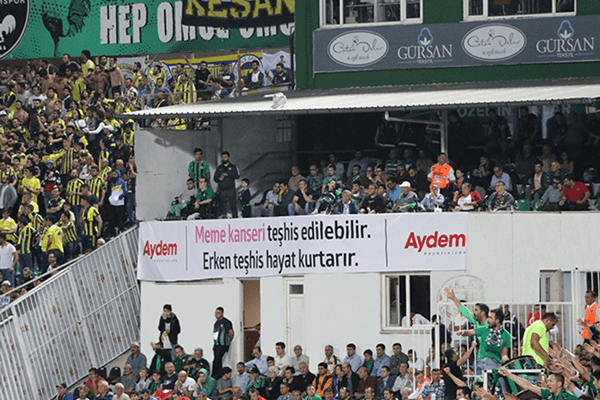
[
  {"x1": 459, "y1": 304, "x2": 488, "y2": 328},
  {"x1": 189, "y1": 160, "x2": 210, "y2": 182},
  {"x1": 474, "y1": 327, "x2": 511, "y2": 363},
  {"x1": 196, "y1": 187, "x2": 215, "y2": 201},
  {"x1": 523, "y1": 320, "x2": 548, "y2": 365},
  {"x1": 577, "y1": 376, "x2": 597, "y2": 398},
  {"x1": 245, "y1": 375, "x2": 265, "y2": 392},
  {"x1": 540, "y1": 388, "x2": 579, "y2": 400},
  {"x1": 174, "y1": 354, "x2": 189, "y2": 372},
  {"x1": 196, "y1": 369, "x2": 217, "y2": 396},
  {"x1": 362, "y1": 358, "x2": 374, "y2": 374}
]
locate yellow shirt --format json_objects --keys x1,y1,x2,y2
[
  {"x1": 19, "y1": 201, "x2": 39, "y2": 214},
  {"x1": 41, "y1": 224, "x2": 64, "y2": 253},
  {"x1": 20, "y1": 176, "x2": 41, "y2": 203},
  {"x1": 522, "y1": 319, "x2": 548, "y2": 365},
  {"x1": 0, "y1": 217, "x2": 17, "y2": 243}
]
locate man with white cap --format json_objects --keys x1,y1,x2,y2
[
  {"x1": 393, "y1": 182, "x2": 419, "y2": 212},
  {"x1": 126, "y1": 341, "x2": 147, "y2": 380}
]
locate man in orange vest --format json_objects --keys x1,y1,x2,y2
[
  {"x1": 427, "y1": 153, "x2": 455, "y2": 192},
  {"x1": 582, "y1": 290, "x2": 600, "y2": 341}
]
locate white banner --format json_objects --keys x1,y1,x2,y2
[{"x1": 137, "y1": 213, "x2": 467, "y2": 281}]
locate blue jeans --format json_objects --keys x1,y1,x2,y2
[
  {"x1": 0, "y1": 268, "x2": 15, "y2": 286},
  {"x1": 288, "y1": 203, "x2": 309, "y2": 215},
  {"x1": 64, "y1": 242, "x2": 77, "y2": 262},
  {"x1": 476, "y1": 357, "x2": 501, "y2": 375}
]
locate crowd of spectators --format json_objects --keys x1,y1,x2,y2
[
  {"x1": 168, "y1": 137, "x2": 599, "y2": 220},
  {"x1": 0, "y1": 53, "x2": 140, "y2": 300},
  {"x1": 61, "y1": 291, "x2": 600, "y2": 400}
]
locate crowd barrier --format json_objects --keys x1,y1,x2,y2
[{"x1": 0, "y1": 227, "x2": 140, "y2": 400}]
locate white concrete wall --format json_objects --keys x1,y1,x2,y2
[
  {"x1": 140, "y1": 279, "x2": 243, "y2": 372},
  {"x1": 140, "y1": 213, "x2": 600, "y2": 372},
  {"x1": 136, "y1": 116, "x2": 295, "y2": 221}
]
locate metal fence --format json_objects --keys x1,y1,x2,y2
[
  {"x1": 434, "y1": 301, "x2": 577, "y2": 384},
  {"x1": 0, "y1": 227, "x2": 139, "y2": 400}
]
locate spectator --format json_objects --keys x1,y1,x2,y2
[
  {"x1": 340, "y1": 362, "x2": 360, "y2": 395},
  {"x1": 522, "y1": 312, "x2": 558, "y2": 366},
  {"x1": 427, "y1": 153, "x2": 455, "y2": 194},
  {"x1": 239, "y1": 178, "x2": 252, "y2": 218},
  {"x1": 85, "y1": 368, "x2": 105, "y2": 397},
  {"x1": 235, "y1": 362, "x2": 250, "y2": 394},
  {"x1": 283, "y1": 366, "x2": 303, "y2": 393},
  {"x1": 581, "y1": 290, "x2": 600, "y2": 342},
  {"x1": 106, "y1": 169, "x2": 127, "y2": 237},
  {"x1": 376, "y1": 367, "x2": 394, "y2": 398},
  {"x1": 312, "y1": 362, "x2": 332, "y2": 397},
  {"x1": 488, "y1": 181, "x2": 515, "y2": 212},
  {"x1": 242, "y1": 61, "x2": 265, "y2": 90},
  {"x1": 347, "y1": 151, "x2": 374, "y2": 179},
  {"x1": 126, "y1": 342, "x2": 147, "y2": 380},
  {"x1": 407, "y1": 167, "x2": 429, "y2": 199},
  {"x1": 275, "y1": 342, "x2": 290, "y2": 376},
  {"x1": 117, "y1": 365, "x2": 137, "y2": 395},
  {"x1": 370, "y1": 344, "x2": 390, "y2": 378},
  {"x1": 217, "y1": 366, "x2": 236, "y2": 399},
  {"x1": 306, "y1": 164, "x2": 323, "y2": 194},
  {"x1": 538, "y1": 177, "x2": 563, "y2": 211},
  {"x1": 393, "y1": 182, "x2": 419, "y2": 213},
  {"x1": 389, "y1": 344, "x2": 408, "y2": 376},
  {"x1": 185, "y1": 347, "x2": 210, "y2": 378},
  {"x1": 0, "y1": 232, "x2": 17, "y2": 285},
  {"x1": 265, "y1": 366, "x2": 284, "y2": 400},
  {"x1": 274, "y1": 181, "x2": 294, "y2": 217},
  {"x1": 457, "y1": 307, "x2": 510, "y2": 374},
  {"x1": 174, "y1": 370, "x2": 197, "y2": 398},
  {"x1": 159, "y1": 304, "x2": 181, "y2": 358},
  {"x1": 443, "y1": 345, "x2": 474, "y2": 400},
  {"x1": 96, "y1": 380, "x2": 114, "y2": 400},
  {"x1": 213, "y1": 306, "x2": 234, "y2": 379},
  {"x1": 528, "y1": 161, "x2": 551, "y2": 203},
  {"x1": 56, "y1": 382, "x2": 74, "y2": 400},
  {"x1": 323, "y1": 346, "x2": 340, "y2": 375},
  {"x1": 489, "y1": 165, "x2": 513, "y2": 193},
  {"x1": 333, "y1": 189, "x2": 359, "y2": 215},
  {"x1": 419, "y1": 369, "x2": 444, "y2": 400},
  {"x1": 214, "y1": 151, "x2": 240, "y2": 218},
  {"x1": 327, "y1": 154, "x2": 345, "y2": 178},
  {"x1": 195, "y1": 368, "x2": 217, "y2": 397},
  {"x1": 343, "y1": 344, "x2": 362, "y2": 373},
  {"x1": 452, "y1": 182, "x2": 482, "y2": 212},
  {"x1": 321, "y1": 165, "x2": 341, "y2": 192},
  {"x1": 420, "y1": 185, "x2": 444, "y2": 212},
  {"x1": 359, "y1": 183, "x2": 386, "y2": 214},
  {"x1": 297, "y1": 362, "x2": 316, "y2": 395},
  {"x1": 355, "y1": 366, "x2": 377, "y2": 399},
  {"x1": 188, "y1": 148, "x2": 211, "y2": 186},
  {"x1": 186, "y1": 177, "x2": 215, "y2": 220},
  {"x1": 288, "y1": 166, "x2": 304, "y2": 192},
  {"x1": 173, "y1": 345, "x2": 190, "y2": 373},
  {"x1": 272, "y1": 63, "x2": 291, "y2": 85},
  {"x1": 559, "y1": 173, "x2": 590, "y2": 211},
  {"x1": 162, "y1": 362, "x2": 179, "y2": 390},
  {"x1": 81, "y1": 195, "x2": 102, "y2": 254},
  {"x1": 515, "y1": 142, "x2": 536, "y2": 183},
  {"x1": 289, "y1": 180, "x2": 314, "y2": 216},
  {"x1": 311, "y1": 179, "x2": 340, "y2": 214},
  {"x1": 279, "y1": 382, "x2": 295, "y2": 400}
]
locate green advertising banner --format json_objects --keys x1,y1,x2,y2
[{"x1": 2, "y1": 0, "x2": 294, "y2": 60}]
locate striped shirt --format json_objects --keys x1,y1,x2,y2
[
  {"x1": 28, "y1": 211, "x2": 44, "y2": 231},
  {"x1": 66, "y1": 178, "x2": 84, "y2": 206},
  {"x1": 88, "y1": 177, "x2": 106, "y2": 200},
  {"x1": 59, "y1": 148, "x2": 78, "y2": 175},
  {"x1": 17, "y1": 223, "x2": 38, "y2": 254},
  {"x1": 83, "y1": 206, "x2": 100, "y2": 236},
  {"x1": 60, "y1": 220, "x2": 78, "y2": 243}
]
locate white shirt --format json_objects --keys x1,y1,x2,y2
[
  {"x1": 401, "y1": 313, "x2": 430, "y2": 327},
  {"x1": 275, "y1": 354, "x2": 290, "y2": 374},
  {"x1": 181, "y1": 377, "x2": 197, "y2": 393},
  {"x1": 0, "y1": 242, "x2": 16, "y2": 270},
  {"x1": 457, "y1": 194, "x2": 474, "y2": 211}
]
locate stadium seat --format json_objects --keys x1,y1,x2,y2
[
  {"x1": 595, "y1": 198, "x2": 600, "y2": 211},
  {"x1": 516, "y1": 199, "x2": 530, "y2": 211}
]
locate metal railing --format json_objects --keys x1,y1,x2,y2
[
  {"x1": 434, "y1": 301, "x2": 577, "y2": 386},
  {"x1": 0, "y1": 227, "x2": 140, "y2": 400}
]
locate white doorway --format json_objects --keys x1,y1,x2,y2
[{"x1": 285, "y1": 278, "x2": 306, "y2": 349}]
